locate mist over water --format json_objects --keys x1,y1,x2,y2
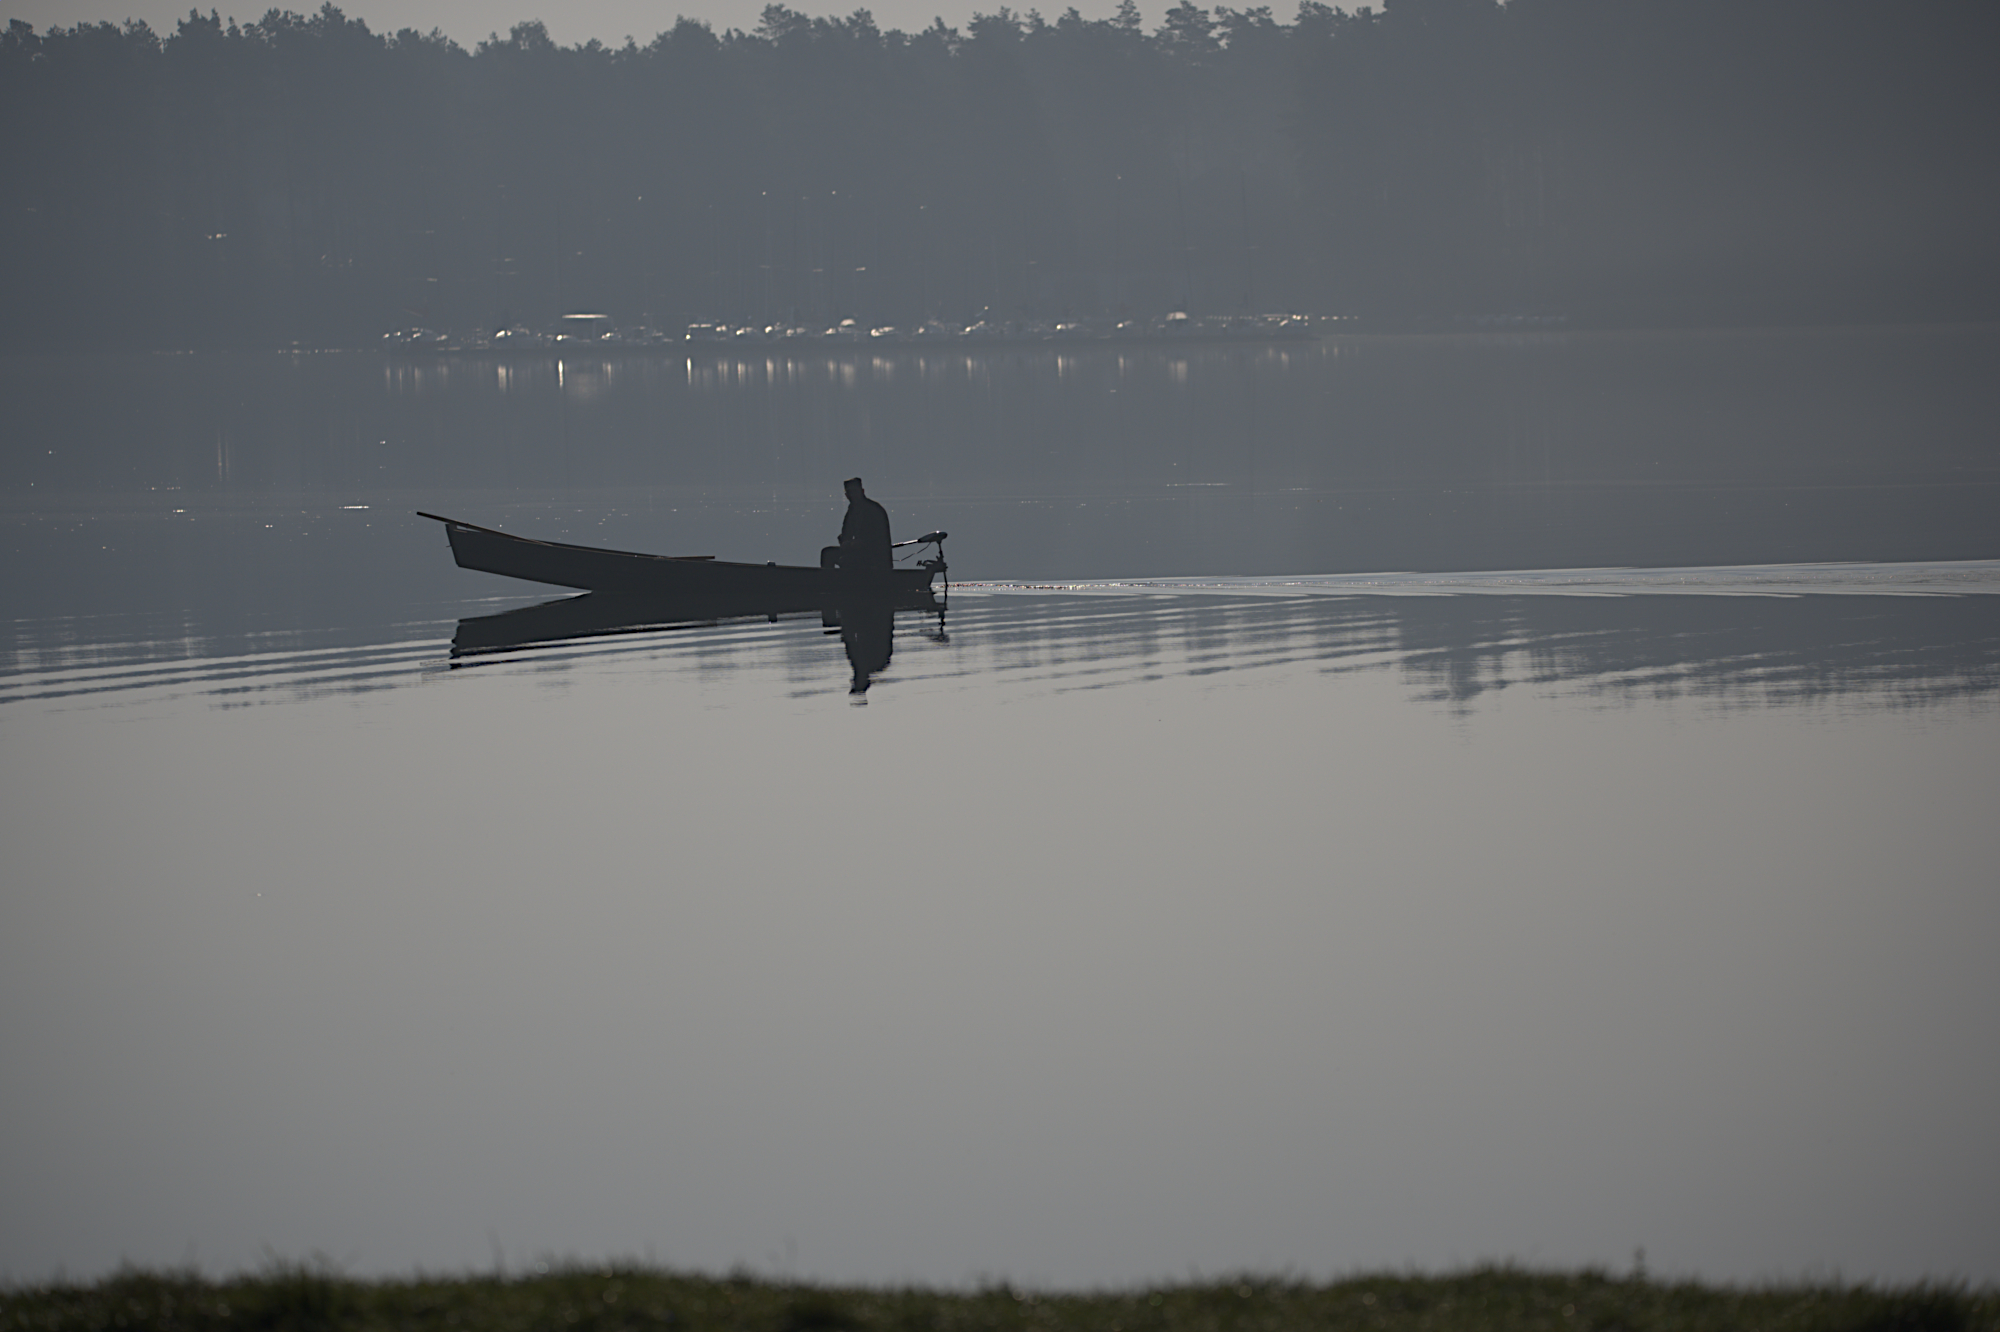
[
  {"x1": 3, "y1": 330, "x2": 1999, "y2": 1287},
  {"x1": 5, "y1": 326, "x2": 1996, "y2": 621}
]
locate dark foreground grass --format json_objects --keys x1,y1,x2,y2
[{"x1": 1, "y1": 1266, "x2": 1991, "y2": 1332}]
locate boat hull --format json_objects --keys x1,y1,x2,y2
[{"x1": 426, "y1": 514, "x2": 940, "y2": 599}]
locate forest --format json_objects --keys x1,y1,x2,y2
[{"x1": 3, "y1": 0, "x2": 1998, "y2": 349}]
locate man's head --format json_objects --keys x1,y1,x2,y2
[{"x1": 844, "y1": 477, "x2": 866, "y2": 500}]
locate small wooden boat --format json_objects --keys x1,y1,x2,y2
[{"x1": 418, "y1": 511, "x2": 946, "y2": 598}]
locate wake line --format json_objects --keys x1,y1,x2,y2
[{"x1": 959, "y1": 559, "x2": 2000, "y2": 598}]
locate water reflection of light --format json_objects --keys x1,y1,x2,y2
[
  {"x1": 496, "y1": 363, "x2": 512, "y2": 392},
  {"x1": 872, "y1": 356, "x2": 895, "y2": 382},
  {"x1": 1169, "y1": 359, "x2": 1189, "y2": 384},
  {"x1": 551, "y1": 360, "x2": 609, "y2": 403}
]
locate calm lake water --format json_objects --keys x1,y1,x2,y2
[{"x1": 2, "y1": 328, "x2": 1997, "y2": 1287}]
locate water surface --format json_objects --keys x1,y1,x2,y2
[{"x1": 2, "y1": 330, "x2": 1997, "y2": 1287}]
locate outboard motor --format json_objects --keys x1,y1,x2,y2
[
  {"x1": 915, "y1": 531, "x2": 948, "y2": 576},
  {"x1": 914, "y1": 531, "x2": 949, "y2": 630},
  {"x1": 890, "y1": 529, "x2": 949, "y2": 611}
]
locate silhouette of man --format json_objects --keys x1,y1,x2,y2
[{"x1": 835, "y1": 476, "x2": 892, "y2": 573}]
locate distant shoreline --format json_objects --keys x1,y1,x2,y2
[{"x1": 3, "y1": 1265, "x2": 1991, "y2": 1332}]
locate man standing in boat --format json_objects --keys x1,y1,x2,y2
[{"x1": 831, "y1": 476, "x2": 893, "y2": 574}]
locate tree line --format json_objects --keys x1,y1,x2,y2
[{"x1": 3, "y1": 0, "x2": 1996, "y2": 350}]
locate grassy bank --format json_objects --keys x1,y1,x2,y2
[{"x1": 1, "y1": 1266, "x2": 1990, "y2": 1332}]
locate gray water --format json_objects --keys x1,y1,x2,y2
[{"x1": 2, "y1": 328, "x2": 1997, "y2": 1287}]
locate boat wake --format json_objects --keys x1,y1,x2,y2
[
  {"x1": 959, "y1": 559, "x2": 2000, "y2": 598},
  {"x1": 7, "y1": 561, "x2": 1997, "y2": 712}
]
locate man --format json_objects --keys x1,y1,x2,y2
[{"x1": 835, "y1": 476, "x2": 892, "y2": 573}]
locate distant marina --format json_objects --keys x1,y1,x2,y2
[
  {"x1": 378, "y1": 310, "x2": 1591, "y2": 355},
  {"x1": 382, "y1": 310, "x2": 1329, "y2": 353}
]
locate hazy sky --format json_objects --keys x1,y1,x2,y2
[{"x1": 3, "y1": 0, "x2": 1123, "y2": 46}]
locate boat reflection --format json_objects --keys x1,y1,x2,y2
[
  {"x1": 6, "y1": 564, "x2": 1992, "y2": 712},
  {"x1": 450, "y1": 585, "x2": 947, "y2": 694}
]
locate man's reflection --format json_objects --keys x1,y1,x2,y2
[{"x1": 839, "y1": 597, "x2": 895, "y2": 695}]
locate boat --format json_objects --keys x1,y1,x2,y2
[{"x1": 418, "y1": 512, "x2": 947, "y2": 599}]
